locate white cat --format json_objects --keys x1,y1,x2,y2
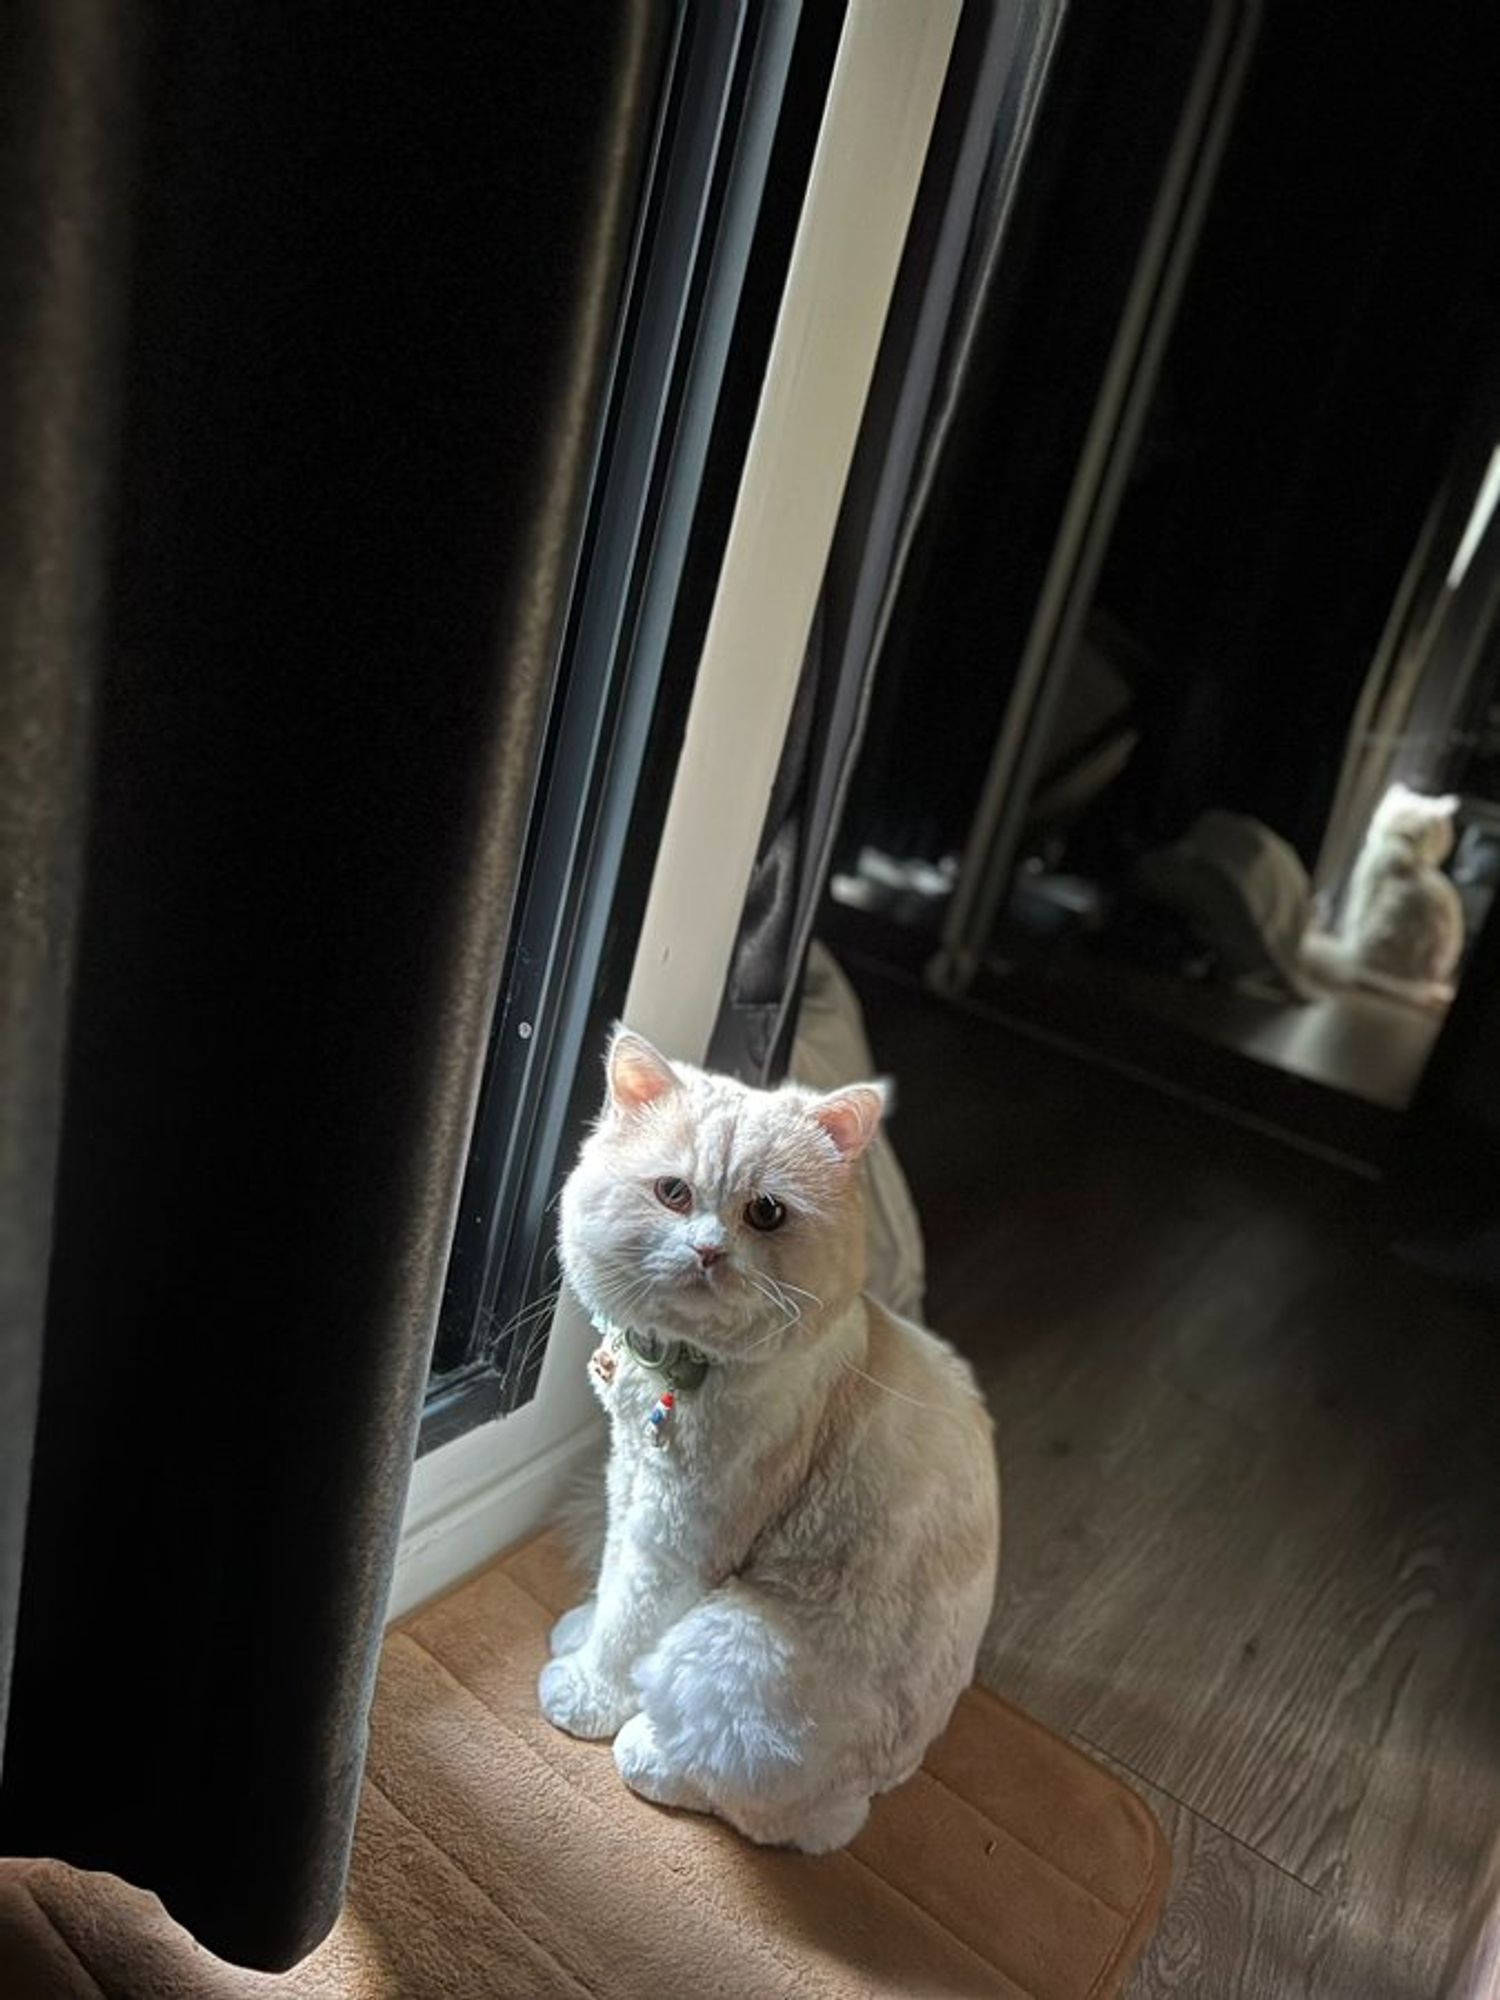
[
  {"x1": 1303, "y1": 783, "x2": 1465, "y2": 1008},
  {"x1": 537, "y1": 1028, "x2": 999, "y2": 1854}
]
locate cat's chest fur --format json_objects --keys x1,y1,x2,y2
[{"x1": 588, "y1": 1312, "x2": 854, "y2": 1578}]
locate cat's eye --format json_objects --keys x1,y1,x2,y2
[
  {"x1": 744, "y1": 1193, "x2": 786, "y2": 1232},
  {"x1": 654, "y1": 1176, "x2": 692, "y2": 1213}
]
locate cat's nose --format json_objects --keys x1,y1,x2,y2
[{"x1": 695, "y1": 1243, "x2": 723, "y2": 1268}]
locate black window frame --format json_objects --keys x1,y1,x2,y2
[{"x1": 421, "y1": 0, "x2": 844, "y2": 1454}]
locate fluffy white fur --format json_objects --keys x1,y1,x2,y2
[
  {"x1": 1303, "y1": 783, "x2": 1464, "y2": 1008},
  {"x1": 537, "y1": 1029, "x2": 999, "y2": 1854}
]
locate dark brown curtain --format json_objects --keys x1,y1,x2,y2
[
  {"x1": 0, "y1": 0, "x2": 133, "y2": 1812},
  {"x1": 0, "y1": 0, "x2": 664, "y2": 1971}
]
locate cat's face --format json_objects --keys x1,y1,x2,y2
[
  {"x1": 1374, "y1": 783, "x2": 1459, "y2": 864},
  {"x1": 559, "y1": 1030, "x2": 883, "y2": 1359}
]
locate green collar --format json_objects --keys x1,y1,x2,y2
[{"x1": 621, "y1": 1325, "x2": 711, "y2": 1394}]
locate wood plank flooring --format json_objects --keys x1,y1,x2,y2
[
  {"x1": 1083, "y1": 1747, "x2": 1323, "y2": 1998},
  {"x1": 853, "y1": 965, "x2": 1500, "y2": 1999}
]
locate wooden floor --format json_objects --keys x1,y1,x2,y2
[
  {"x1": 854, "y1": 966, "x2": 1500, "y2": 2000},
  {"x1": 985, "y1": 910, "x2": 1442, "y2": 1111},
  {"x1": 1063, "y1": 957, "x2": 1440, "y2": 1111}
]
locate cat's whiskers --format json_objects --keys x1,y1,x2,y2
[
  {"x1": 736, "y1": 1267, "x2": 809, "y2": 1353},
  {"x1": 740, "y1": 1316, "x2": 795, "y2": 1356},
  {"x1": 749, "y1": 1265, "x2": 799, "y2": 1317},
  {"x1": 775, "y1": 1278, "x2": 824, "y2": 1310},
  {"x1": 487, "y1": 1280, "x2": 566, "y2": 1384},
  {"x1": 838, "y1": 1352, "x2": 967, "y2": 1422},
  {"x1": 486, "y1": 1281, "x2": 561, "y2": 1354},
  {"x1": 741, "y1": 1269, "x2": 791, "y2": 1321},
  {"x1": 772, "y1": 1289, "x2": 803, "y2": 1328},
  {"x1": 512, "y1": 1312, "x2": 560, "y2": 1384},
  {"x1": 598, "y1": 1271, "x2": 655, "y2": 1326}
]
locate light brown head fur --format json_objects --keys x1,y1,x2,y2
[{"x1": 558, "y1": 1029, "x2": 885, "y2": 1360}]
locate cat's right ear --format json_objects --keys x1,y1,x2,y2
[
  {"x1": 605, "y1": 1026, "x2": 681, "y2": 1115},
  {"x1": 810, "y1": 1080, "x2": 888, "y2": 1161}
]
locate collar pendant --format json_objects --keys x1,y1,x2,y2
[{"x1": 647, "y1": 1390, "x2": 676, "y2": 1449}]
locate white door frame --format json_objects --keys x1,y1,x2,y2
[{"x1": 390, "y1": 0, "x2": 961, "y2": 1620}]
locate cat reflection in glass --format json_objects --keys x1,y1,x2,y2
[{"x1": 1321, "y1": 783, "x2": 1465, "y2": 1007}]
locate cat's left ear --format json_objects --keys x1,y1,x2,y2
[
  {"x1": 606, "y1": 1026, "x2": 682, "y2": 1114},
  {"x1": 810, "y1": 1080, "x2": 888, "y2": 1162}
]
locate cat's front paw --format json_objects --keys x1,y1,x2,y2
[
  {"x1": 549, "y1": 1600, "x2": 596, "y2": 1657},
  {"x1": 537, "y1": 1653, "x2": 637, "y2": 1739},
  {"x1": 613, "y1": 1712, "x2": 710, "y2": 1813}
]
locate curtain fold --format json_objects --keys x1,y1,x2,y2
[
  {"x1": 0, "y1": 0, "x2": 665, "y2": 1972},
  {"x1": 0, "y1": 0, "x2": 135, "y2": 1794}
]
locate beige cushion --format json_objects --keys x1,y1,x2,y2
[{"x1": 0, "y1": 1530, "x2": 1168, "y2": 1998}]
